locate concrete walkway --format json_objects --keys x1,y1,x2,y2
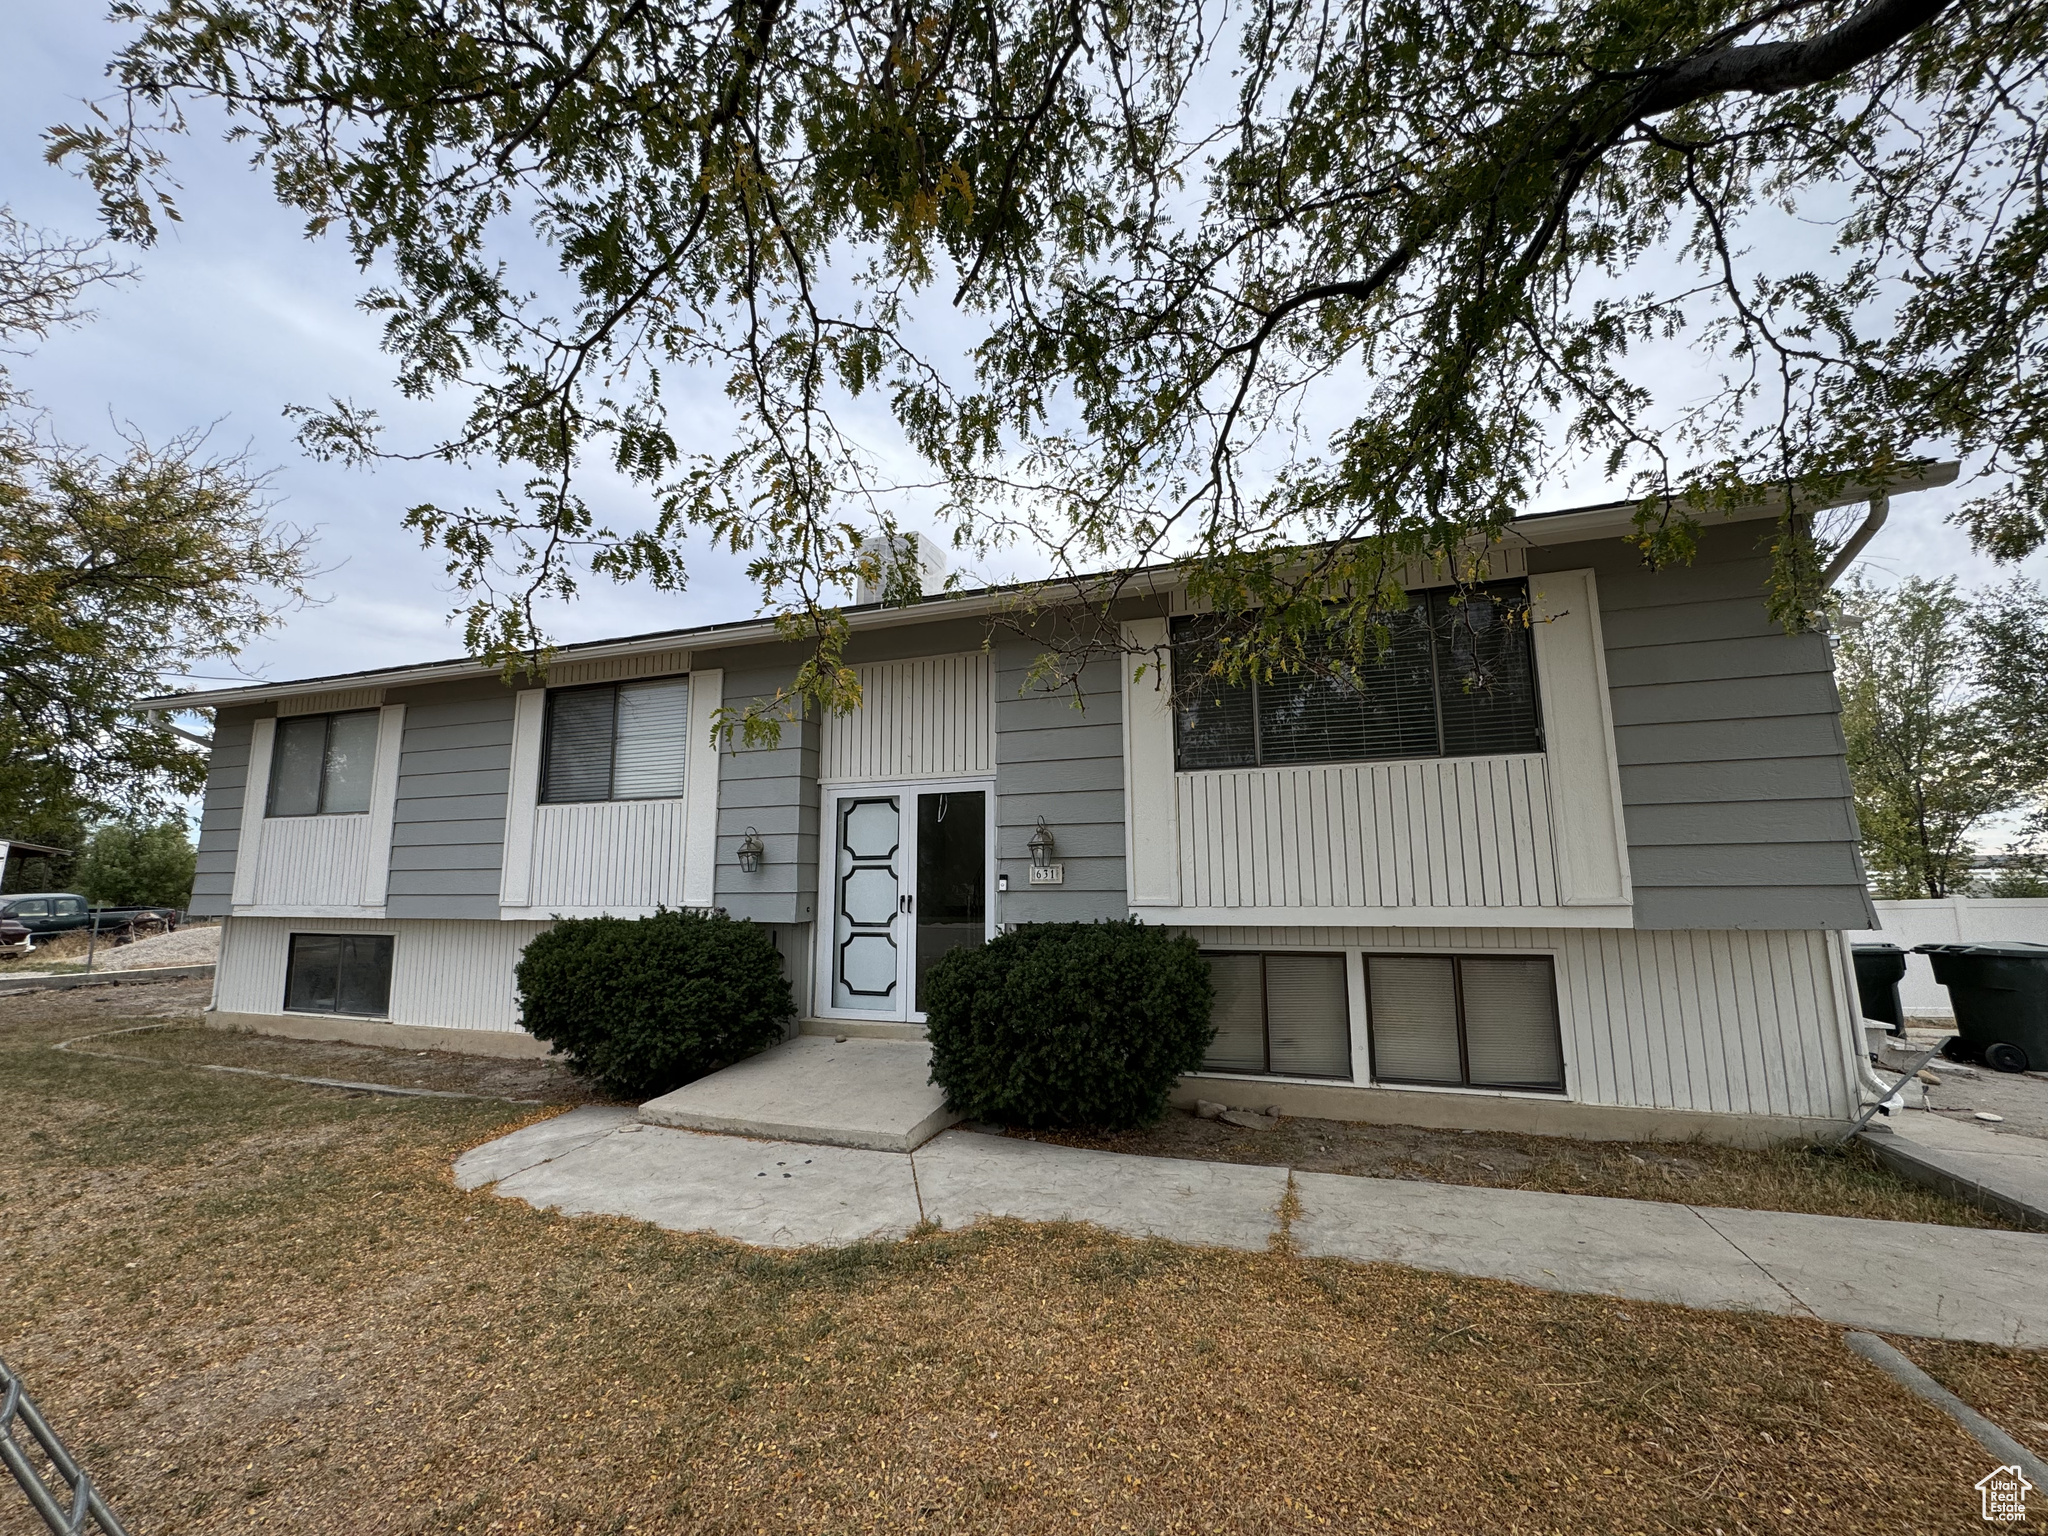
[
  {"x1": 456, "y1": 1109, "x2": 2048, "y2": 1347},
  {"x1": 1861, "y1": 1110, "x2": 2048, "y2": 1229}
]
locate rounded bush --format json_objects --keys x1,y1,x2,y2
[
  {"x1": 922, "y1": 920, "x2": 1214, "y2": 1129},
  {"x1": 516, "y1": 909, "x2": 794, "y2": 1098}
]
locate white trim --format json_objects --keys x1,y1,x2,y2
[
  {"x1": 232, "y1": 904, "x2": 393, "y2": 919},
  {"x1": 680, "y1": 668, "x2": 723, "y2": 908},
  {"x1": 359, "y1": 703, "x2": 405, "y2": 909},
  {"x1": 1529, "y1": 568, "x2": 1633, "y2": 907},
  {"x1": 813, "y1": 778, "x2": 997, "y2": 1022},
  {"x1": 1141, "y1": 903, "x2": 1634, "y2": 928},
  {"x1": 498, "y1": 689, "x2": 546, "y2": 910},
  {"x1": 231, "y1": 717, "x2": 275, "y2": 909},
  {"x1": 1119, "y1": 618, "x2": 1181, "y2": 906}
]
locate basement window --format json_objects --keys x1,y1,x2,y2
[
  {"x1": 1201, "y1": 952, "x2": 1352, "y2": 1079},
  {"x1": 1170, "y1": 581, "x2": 1542, "y2": 770},
  {"x1": 1366, "y1": 954, "x2": 1564, "y2": 1092},
  {"x1": 284, "y1": 933, "x2": 395, "y2": 1018},
  {"x1": 540, "y1": 677, "x2": 691, "y2": 803},
  {"x1": 267, "y1": 710, "x2": 380, "y2": 816}
]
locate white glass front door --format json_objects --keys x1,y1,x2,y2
[{"x1": 820, "y1": 783, "x2": 991, "y2": 1020}]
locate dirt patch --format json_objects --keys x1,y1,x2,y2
[
  {"x1": 1008, "y1": 1107, "x2": 2020, "y2": 1229},
  {"x1": 69, "y1": 1024, "x2": 607, "y2": 1104}
]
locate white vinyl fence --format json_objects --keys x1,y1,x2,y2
[{"x1": 1848, "y1": 897, "x2": 2048, "y2": 1018}]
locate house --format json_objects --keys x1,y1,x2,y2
[{"x1": 146, "y1": 474, "x2": 1954, "y2": 1146}]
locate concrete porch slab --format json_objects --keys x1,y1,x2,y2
[{"x1": 638, "y1": 1035, "x2": 959, "y2": 1152}]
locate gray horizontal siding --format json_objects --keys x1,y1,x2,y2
[
  {"x1": 385, "y1": 687, "x2": 517, "y2": 920},
  {"x1": 1533, "y1": 523, "x2": 1874, "y2": 931},
  {"x1": 712, "y1": 659, "x2": 819, "y2": 925},
  {"x1": 189, "y1": 706, "x2": 265, "y2": 916},
  {"x1": 994, "y1": 638, "x2": 1126, "y2": 924}
]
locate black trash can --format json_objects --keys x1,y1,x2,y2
[
  {"x1": 1850, "y1": 943, "x2": 1908, "y2": 1034},
  {"x1": 1915, "y1": 941, "x2": 2048, "y2": 1073}
]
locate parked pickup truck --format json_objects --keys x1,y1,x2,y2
[{"x1": 0, "y1": 893, "x2": 180, "y2": 945}]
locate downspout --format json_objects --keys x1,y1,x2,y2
[
  {"x1": 1820, "y1": 492, "x2": 1898, "y2": 1114},
  {"x1": 1819, "y1": 493, "x2": 1889, "y2": 590}
]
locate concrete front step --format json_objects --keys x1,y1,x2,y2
[{"x1": 639, "y1": 1035, "x2": 959, "y2": 1152}]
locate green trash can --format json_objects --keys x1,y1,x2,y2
[
  {"x1": 1915, "y1": 941, "x2": 2048, "y2": 1073},
  {"x1": 1850, "y1": 943, "x2": 1908, "y2": 1033}
]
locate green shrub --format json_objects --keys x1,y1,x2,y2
[
  {"x1": 922, "y1": 920, "x2": 1214, "y2": 1129},
  {"x1": 516, "y1": 909, "x2": 794, "y2": 1097}
]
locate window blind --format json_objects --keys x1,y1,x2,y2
[
  {"x1": 1458, "y1": 957, "x2": 1564, "y2": 1090},
  {"x1": 541, "y1": 687, "x2": 618, "y2": 803},
  {"x1": 1366, "y1": 956, "x2": 1463, "y2": 1084},
  {"x1": 1169, "y1": 580, "x2": 1542, "y2": 770},
  {"x1": 611, "y1": 677, "x2": 691, "y2": 798},
  {"x1": 1204, "y1": 954, "x2": 1268, "y2": 1072},
  {"x1": 1263, "y1": 953, "x2": 1352, "y2": 1077},
  {"x1": 1366, "y1": 953, "x2": 1564, "y2": 1092}
]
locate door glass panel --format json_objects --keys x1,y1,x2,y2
[
  {"x1": 833, "y1": 796, "x2": 901, "y2": 1010},
  {"x1": 913, "y1": 790, "x2": 985, "y2": 1012}
]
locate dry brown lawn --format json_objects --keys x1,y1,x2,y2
[
  {"x1": 1019, "y1": 1107, "x2": 2023, "y2": 1228},
  {"x1": 1, "y1": 979, "x2": 2040, "y2": 1534}
]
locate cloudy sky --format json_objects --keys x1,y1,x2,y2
[{"x1": 4, "y1": 9, "x2": 2044, "y2": 699}]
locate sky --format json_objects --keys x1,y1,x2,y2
[{"x1": 3, "y1": 7, "x2": 2043, "y2": 701}]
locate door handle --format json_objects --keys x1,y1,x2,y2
[{"x1": 899, "y1": 893, "x2": 915, "y2": 915}]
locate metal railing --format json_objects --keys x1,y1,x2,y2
[{"x1": 0, "y1": 1356, "x2": 132, "y2": 1535}]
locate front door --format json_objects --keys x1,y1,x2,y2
[{"x1": 818, "y1": 783, "x2": 991, "y2": 1022}]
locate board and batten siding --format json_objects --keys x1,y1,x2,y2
[
  {"x1": 818, "y1": 651, "x2": 994, "y2": 781},
  {"x1": 1175, "y1": 756, "x2": 1560, "y2": 913},
  {"x1": 1180, "y1": 923, "x2": 1857, "y2": 1122},
  {"x1": 191, "y1": 705, "x2": 264, "y2": 917},
  {"x1": 993, "y1": 634, "x2": 1128, "y2": 923},
  {"x1": 1531, "y1": 524, "x2": 1876, "y2": 931},
  {"x1": 386, "y1": 683, "x2": 517, "y2": 920},
  {"x1": 215, "y1": 915, "x2": 549, "y2": 1033}
]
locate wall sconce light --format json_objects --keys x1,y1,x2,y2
[
  {"x1": 736, "y1": 827, "x2": 765, "y2": 874},
  {"x1": 1028, "y1": 818, "x2": 1056, "y2": 869}
]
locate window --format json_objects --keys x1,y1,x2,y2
[
  {"x1": 284, "y1": 933, "x2": 395, "y2": 1016},
  {"x1": 1202, "y1": 952, "x2": 1352, "y2": 1078},
  {"x1": 540, "y1": 677, "x2": 691, "y2": 803},
  {"x1": 54, "y1": 897, "x2": 85, "y2": 919},
  {"x1": 1365, "y1": 954, "x2": 1564, "y2": 1092},
  {"x1": 7, "y1": 900, "x2": 48, "y2": 918},
  {"x1": 268, "y1": 710, "x2": 381, "y2": 816},
  {"x1": 1170, "y1": 581, "x2": 1542, "y2": 770}
]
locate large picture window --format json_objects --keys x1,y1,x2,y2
[
  {"x1": 1366, "y1": 954, "x2": 1564, "y2": 1092},
  {"x1": 284, "y1": 933, "x2": 395, "y2": 1017},
  {"x1": 1202, "y1": 951, "x2": 1352, "y2": 1079},
  {"x1": 1171, "y1": 581, "x2": 1542, "y2": 771},
  {"x1": 540, "y1": 677, "x2": 690, "y2": 803},
  {"x1": 267, "y1": 710, "x2": 381, "y2": 816}
]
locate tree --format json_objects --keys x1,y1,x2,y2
[
  {"x1": 54, "y1": 0, "x2": 2048, "y2": 726},
  {"x1": 74, "y1": 819, "x2": 197, "y2": 908},
  {"x1": 1833, "y1": 576, "x2": 2041, "y2": 898},
  {"x1": 0, "y1": 207, "x2": 314, "y2": 822}
]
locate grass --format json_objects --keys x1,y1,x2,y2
[
  {"x1": 1019, "y1": 1108, "x2": 2025, "y2": 1229},
  {"x1": 1, "y1": 979, "x2": 2039, "y2": 1534}
]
